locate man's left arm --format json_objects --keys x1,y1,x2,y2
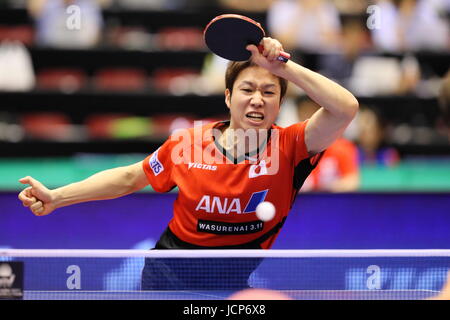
[
  {"x1": 277, "y1": 61, "x2": 359, "y2": 155},
  {"x1": 247, "y1": 39, "x2": 359, "y2": 155}
]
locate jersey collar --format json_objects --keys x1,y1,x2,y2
[{"x1": 212, "y1": 121, "x2": 273, "y2": 164}]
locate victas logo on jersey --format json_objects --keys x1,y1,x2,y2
[
  {"x1": 188, "y1": 163, "x2": 217, "y2": 171},
  {"x1": 195, "y1": 190, "x2": 268, "y2": 214}
]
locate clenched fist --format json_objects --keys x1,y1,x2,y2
[{"x1": 18, "y1": 176, "x2": 56, "y2": 216}]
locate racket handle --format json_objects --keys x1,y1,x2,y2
[
  {"x1": 277, "y1": 51, "x2": 291, "y2": 63},
  {"x1": 257, "y1": 44, "x2": 290, "y2": 63}
]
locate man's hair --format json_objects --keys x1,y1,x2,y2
[{"x1": 225, "y1": 60, "x2": 288, "y2": 102}]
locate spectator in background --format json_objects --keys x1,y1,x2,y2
[
  {"x1": 356, "y1": 107, "x2": 400, "y2": 166},
  {"x1": 28, "y1": 0, "x2": 106, "y2": 49},
  {"x1": 297, "y1": 97, "x2": 360, "y2": 192},
  {"x1": 115, "y1": 0, "x2": 187, "y2": 10},
  {"x1": 0, "y1": 41, "x2": 35, "y2": 91},
  {"x1": 371, "y1": 0, "x2": 449, "y2": 52},
  {"x1": 199, "y1": 53, "x2": 229, "y2": 94},
  {"x1": 317, "y1": 2, "x2": 422, "y2": 97},
  {"x1": 218, "y1": 0, "x2": 274, "y2": 12},
  {"x1": 438, "y1": 69, "x2": 450, "y2": 141},
  {"x1": 347, "y1": 54, "x2": 421, "y2": 96},
  {"x1": 332, "y1": 0, "x2": 368, "y2": 15},
  {"x1": 369, "y1": 0, "x2": 399, "y2": 52},
  {"x1": 267, "y1": 0, "x2": 341, "y2": 52},
  {"x1": 318, "y1": 17, "x2": 371, "y2": 88}
]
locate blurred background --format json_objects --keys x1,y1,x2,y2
[{"x1": 0, "y1": 0, "x2": 449, "y2": 250}]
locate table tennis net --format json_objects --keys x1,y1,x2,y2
[{"x1": 1, "y1": 249, "x2": 449, "y2": 300}]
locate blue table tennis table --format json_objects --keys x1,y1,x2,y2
[
  {"x1": 2, "y1": 249, "x2": 448, "y2": 300},
  {"x1": 23, "y1": 289, "x2": 439, "y2": 300}
]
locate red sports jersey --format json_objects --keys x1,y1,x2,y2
[
  {"x1": 142, "y1": 120, "x2": 318, "y2": 249},
  {"x1": 302, "y1": 138, "x2": 359, "y2": 191}
]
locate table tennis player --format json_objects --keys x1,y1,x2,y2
[{"x1": 18, "y1": 36, "x2": 359, "y2": 289}]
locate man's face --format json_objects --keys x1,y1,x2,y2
[{"x1": 225, "y1": 66, "x2": 281, "y2": 131}]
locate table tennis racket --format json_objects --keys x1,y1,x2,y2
[{"x1": 204, "y1": 14, "x2": 290, "y2": 63}]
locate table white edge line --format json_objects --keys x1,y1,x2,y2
[{"x1": 3, "y1": 249, "x2": 450, "y2": 258}]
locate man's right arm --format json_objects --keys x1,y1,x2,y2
[{"x1": 18, "y1": 161, "x2": 148, "y2": 216}]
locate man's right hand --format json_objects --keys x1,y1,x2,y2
[{"x1": 18, "y1": 176, "x2": 56, "y2": 216}]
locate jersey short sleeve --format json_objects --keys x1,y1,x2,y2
[
  {"x1": 279, "y1": 121, "x2": 310, "y2": 165},
  {"x1": 142, "y1": 138, "x2": 177, "y2": 193}
]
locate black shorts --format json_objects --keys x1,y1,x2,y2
[{"x1": 140, "y1": 228, "x2": 263, "y2": 290}]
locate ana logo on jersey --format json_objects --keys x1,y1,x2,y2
[
  {"x1": 195, "y1": 190, "x2": 268, "y2": 214},
  {"x1": 249, "y1": 160, "x2": 268, "y2": 178}
]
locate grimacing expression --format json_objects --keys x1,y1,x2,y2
[{"x1": 225, "y1": 66, "x2": 281, "y2": 131}]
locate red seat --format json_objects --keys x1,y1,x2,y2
[
  {"x1": 85, "y1": 114, "x2": 131, "y2": 139},
  {"x1": 36, "y1": 68, "x2": 88, "y2": 92},
  {"x1": 107, "y1": 26, "x2": 151, "y2": 49},
  {"x1": 151, "y1": 68, "x2": 199, "y2": 92},
  {"x1": 0, "y1": 25, "x2": 34, "y2": 45},
  {"x1": 94, "y1": 68, "x2": 148, "y2": 91},
  {"x1": 157, "y1": 27, "x2": 205, "y2": 50},
  {"x1": 20, "y1": 112, "x2": 72, "y2": 140},
  {"x1": 151, "y1": 114, "x2": 195, "y2": 137}
]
